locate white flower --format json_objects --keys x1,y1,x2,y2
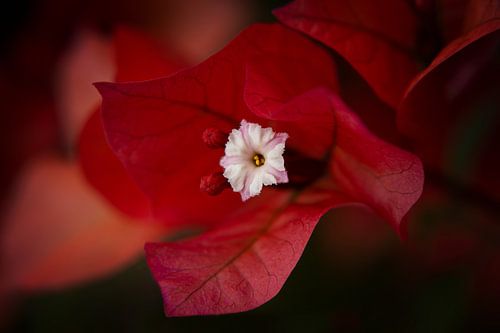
[{"x1": 220, "y1": 120, "x2": 288, "y2": 201}]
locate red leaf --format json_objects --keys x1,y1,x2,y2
[
  {"x1": 397, "y1": 21, "x2": 499, "y2": 155},
  {"x1": 78, "y1": 27, "x2": 186, "y2": 220},
  {"x1": 96, "y1": 24, "x2": 339, "y2": 223},
  {"x1": 401, "y1": 20, "x2": 500, "y2": 106},
  {"x1": 95, "y1": 79, "x2": 245, "y2": 225},
  {"x1": 335, "y1": 56, "x2": 402, "y2": 145},
  {"x1": 145, "y1": 184, "x2": 349, "y2": 316},
  {"x1": 329, "y1": 94, "x2": 424, "y2": 230},
  {"x1": 243, "y1": 42, "x2": 338, "y2": 158},
  {"x1": 0, "y1": 157, "x2": 166, "y2": 291},
  {"x1": 79, "y1": 110, "x2": 153, "y2": 219},
  {"x1": 274, "y1": 0, "x2": 420, "y2": 108},
  {"x1": 241, "y1": 24, "x2": 339, "y2": 158},
  {"x1": 398, "y1": 20, "x2": 500, "y2": 199}
]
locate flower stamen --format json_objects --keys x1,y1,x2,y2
[
  {"x1": 200, "y1": 172, "x2": 229, "y2": 195},
  {"x1": 202, "y1": 128, "x2": 228, "y2": 149},
  {"x1": 252, "y1": 154, "x2": 265, "y2": 167}
]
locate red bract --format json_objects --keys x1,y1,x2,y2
[
  {"x1": 276, "y1": 0, "x2": 499, "y2": 200},
  {"x1": 79, "y1": 26, "x2": 186, "y2": 220},
  {"x1": 146, "y1": 184, "x2": 349, "y2": 315},
  {"x1": 97, "y1": 24, "x2": 423, "y2": 316},
  {"x1": 273, "y1": 0, "x2": 420, "y2": 108},
  {"x1": 398, "y1": 18, "x2": 500, "y2": 201}
]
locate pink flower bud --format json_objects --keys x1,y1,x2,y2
[
  {"x1": 200, "y1": 172, "x2": 228, "y2": 195},
  {"x1": 202, "y1": 128, "x2": 228, "y2": 149}
]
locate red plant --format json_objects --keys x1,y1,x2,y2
[{"x1": 94, "y1": 23, "x2": 424, "y2": 316}]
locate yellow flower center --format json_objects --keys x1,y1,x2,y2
[{"x1": 252, "y1": 153, "x2": 265, "y2": 167}]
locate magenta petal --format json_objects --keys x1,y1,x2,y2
[
  {"x1": 329, "y1": 93, "x2": 424, "y2": 231},
  {"x1": 244, "y1": 47, "x2": 338, "y2": 159},
  {"x1": 95, "y1": 81, "x2": 244, "y2": 225},
  {"x1": 79, "y1": 110, "x2": 153, "y2": 219},
  {"x1": 145, "y1": 186, "x2": 349, "y2": 316},
  {"x1": 274, "y1": 0, "x2": 419, "y2": 108}
]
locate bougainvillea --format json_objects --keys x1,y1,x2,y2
[
  {"x1": 86, "y1": 0, "x2": 500, "y2": 317},
  {"x1": 94, "y1": 22, "x2": 424, "y2": 316}
]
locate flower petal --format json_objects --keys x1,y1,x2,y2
[
  {"x1": 243, "y1": 26, "x2": 338, "y2": 159},
  {"x1": 79, "y1": 27, "x2": 186, "y2": 221},
  {"x1": 79, "y1": 110, "x2": 153, "y2": 219},
  {"x1": 329, "y1": 93, "x2": 424, "y2": 232},
  {"x1": 222, "y1": 164, "x2": 247, "y2": 193},
  {"x1": 273, "y1": 0, "x2": 419, "y2": 108},
  {"x1": 145, "y1": 186, "x2": 349, "y2": 316},
  {"x1": 247, "y1": 170, "x2": 264, "y2": 199}
]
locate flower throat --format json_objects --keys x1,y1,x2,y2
[{"x1": 252, "y1": 153, "x2": 265, "y2": 167}]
